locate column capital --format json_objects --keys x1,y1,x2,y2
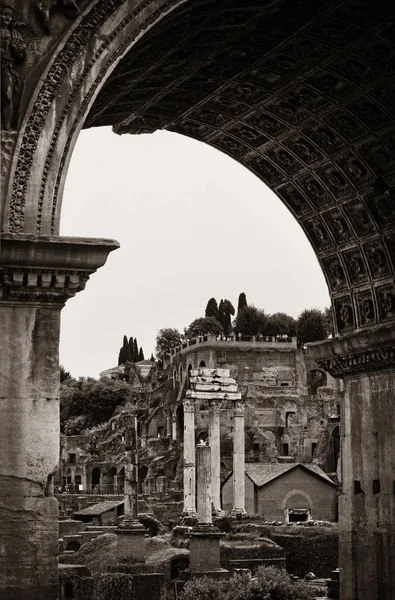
[
  {"x1": 233, "y1": 399, "x2": 245, "y2": 415},
  {"x1": 183, "y1": 397, "x2": 196, "y2": 412},
  {"x1": 208, "y1": 398, "x2": 222, "y2": 411},
  {"x1": 307, "y1": 325, "x2": 395, "y2": 378},
  {"x1": 0, "y1": 234, "x2": 119, "y2": 306}
]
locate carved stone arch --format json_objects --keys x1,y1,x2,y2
[
  {"x1": 3, "y1": 0, "x2": 188, "y2": 235},
  {"x1": 281, "y1": 488, "x2": 313, "y2": 511}
]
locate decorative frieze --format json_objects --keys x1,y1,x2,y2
[
  {"x1": 308, "y1": 327, "x2": 395, "y2": 378},
  {"x1": 0, "y1": 267, "x2": 90, "y2": 303},
  {"x1": 0, "y1": 234, "x2": 119, "y2": 305}
]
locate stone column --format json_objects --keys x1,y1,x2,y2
[
  {"x1": 183, "y1": 398, "x2": 197, "y2": 515},
  {"x1": 208, "y1": 399, "x2": 222, "y2": 513},
  {"x1": 166, "y1": 413, "x2": 172, "y2": 437},
  {"x1": 0, "y1": 234, "x2": 118, "y2": 600},
  {"x1": 232, "y1": 399, "x2": 246, "y2": 515},
  {"x1": 117, "y1": 416, "x2": 148, "y2": 562},
  {"x1": 171, "y1": 412, "x2": 177, "y2": 441},
  {"x1": 184, "y1": 442, "x2": 229, "y2": 580},
  {"x1": 309, "y1": 329, "x2": 395, "y2": 600},
  {"x1": 196, "y1": 442, "x2": 212, "y2": 524}
]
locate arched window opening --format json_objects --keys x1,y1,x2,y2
[
  {"x1": 117, "y1": 467, "x2": 125, "y2": 494},
  {"x1": 176, "y1": 404, "x2": 184, "y2": 441},
  {"x1": 199, "y1": 360, "x2": 206, "y2": 368},
  {"x1": 285, "y1": 412, "x2": 296, "y2": 428},
  {"x1": 91, "y1": 467, "x2": 101, "y2": 490},
  {"x1": 311, "y1": 442, "x2": 318, "y2": 459},
  {"x1": 307, "y1": 370, "x2": 327, "y2": 395},
  {"x1": 64, "y1": 582, "x2": 74, "y2": 599},
  {"x1": 65, "y1": 541, "x2": 81, "y2": 552},
  {"x1": 138, "y1": 465, "x2": 148, "y2": 493}
]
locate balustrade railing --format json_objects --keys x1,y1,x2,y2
[{"x1": 166, "y1": 333, "x2": 297, "y2": 361}]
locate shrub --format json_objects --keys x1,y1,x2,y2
[
  {"x1": 271, "y1": 529, "x2": 338, "y2": 577},
  {"x1": 95, "y1": 573, "x2": 133, "y2": 600},
  {"x1": 179, "y1": 567, "x2": 317, "y2": 600}
]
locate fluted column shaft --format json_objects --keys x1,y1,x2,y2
[
  {"x1": 209, "y1": 400, "x2": 222, "y2": 513},
  {"x1": 183, "y1": 398, "x2": 196, "y2": 515},
  {"x1": 196, "y1": 442, "x2": 212, "y2": 524},
  {"x1": 232, "y1": 400, "x2": 246, "y2": 514}
]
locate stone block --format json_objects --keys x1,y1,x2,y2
[
  {"x1": 116, "y1": 523, "x2": 149, "y2": 562},
  {"x1": 59, "y1": 519, "x2": 85, "y2": 537},
  {"x1": 59, "y1": 564, "x2": 93, "y2": 600}
]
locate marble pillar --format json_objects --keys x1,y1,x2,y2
[
  {"x1": 0, "y1": 234, "x2": 118, "y2": 600},
  {"x1": 196, "y1": 442, "x2": 212, "y2": 524},
  {"x1": 208, "y1": 399, "x2": 222, "y2": 513},
  {"x1": 232, "y1": 399, "x2": 246, "y2": 515},
  {"x1": 184, "y1": 442, "x2": 229, "y2": 580},
  {"x1": 117, "y1": 416, "x2": 147, "y2": 561},
  {"x1": 183, "y1": 398, "x2": 196, "y2": 515},
  {"x1": 309, "y1": 328, "x2": 395, "y2": 600},
  {"x1": 171, "y1": 413, "x2": 177, "y2": 441}
]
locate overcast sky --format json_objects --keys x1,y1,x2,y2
[{"x1": 60, "y1": 128, "x2": 330, "y2": 378}]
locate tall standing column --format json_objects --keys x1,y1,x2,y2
[
  {"x1": 209, "y1": 399, "x2": 222, "y2": 513},
  {"x1": 117, "y1": 414, "x2": 147, "y2": 562},
  {"x1": 309, "y1": 329, "x2": 395, "y2": 600},
  {"x1": 183, "y1": 398, "x2": 197, "y2": 515},
  {"x1": 123, "y1": 415, "x2": 139, "y2": 520},
  {"x1": 196, "y1": 441, "x2": 212, "y2": 524},
  {"x1": 232, "y1": 399, "x2": 246, "y2": 515},
  {"x1": 171, "y1": 411, "x2": 177, "y2": 441},
  {"x1": 0, "y1": 235, "x2": 118, "y2": 600}
]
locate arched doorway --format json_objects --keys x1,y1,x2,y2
[
  {"x1": 138, "y1": 465, "x2": 148, "y2": 494},
  {"x1": 91, "y1": 467, "x2": 101, "y2": 491},
  {"x1": 102, "y1": 467, "x2": 117, "y2": 494},
  {"x1": 117, "y1": 467, "x2": 125, "y2": 495},
  {"x1": 307, "y1": 370, "x2": 328, "y2": 395},
  {"x1": 175, "y1": 404, "x2": 184, "y2": 442}
]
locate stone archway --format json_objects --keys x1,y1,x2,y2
[{"x1": 1, "y1": 2, "x2": 395, "y2": 599}]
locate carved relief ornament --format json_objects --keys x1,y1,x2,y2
[
  {"x1": 315, "y1": 345, "x2": 395, "y2": 378},
  {"x1": 0, "y1": 0, "x2": 27, "y2": 131},
  {"x1": 233, "y1": 399, "x2": 245, "y2": 416},
  {"x1": 183, "y1": 398, "x2": 195, "y2": 412},
  {"x1": 0, "y1": 266, "x2": 90, "y2": 303}
]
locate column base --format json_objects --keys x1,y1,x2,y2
[
  {"x1": 116, "y1": 519, "x2": 148, "y2": 562},
  {"x1": 188, "y1": 524, "x2": 224, "y2": 572},
  {"x1": 182, "y1": 509, "x2": 197, "y2": 517},
  {"x1": 231, "y1": 508, "x2": 247, "y2": 517}
]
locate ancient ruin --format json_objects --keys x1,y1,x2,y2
[{"x1": 1, "y1": 1, "x2": 395, "y2": 598}]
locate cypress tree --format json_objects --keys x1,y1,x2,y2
[
  {"x1": 122, "y1": 335, "x2": 131, "y2": 363},
  {"x1": 118, "y1": 348, "x2": 123, "y2": 366},
  {"x1": 205, "y1": 297, "x2": 218, "y2": 319},
  {"x1": 218, "y1": 300, "x2": 224, "y2": 329},
  {"x1": 149, "y1": 353, "x2": 155, "y2": 362},
  {"x1": 128, "y1": 337, "x2": 134, "y2": 361},
  {"x1": 237, "y1": 293, "x2": 248, "y2": 314},
  {"x1": 133, "y1": 338, "x2": 139, "y2": 362},
  {"x1": 138, "y1": 347, "x2": 145, "y2": 361}
]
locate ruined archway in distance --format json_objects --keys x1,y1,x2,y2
[{"x1": 2, "y1": 0, "x2": 395, "y2": 340}]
